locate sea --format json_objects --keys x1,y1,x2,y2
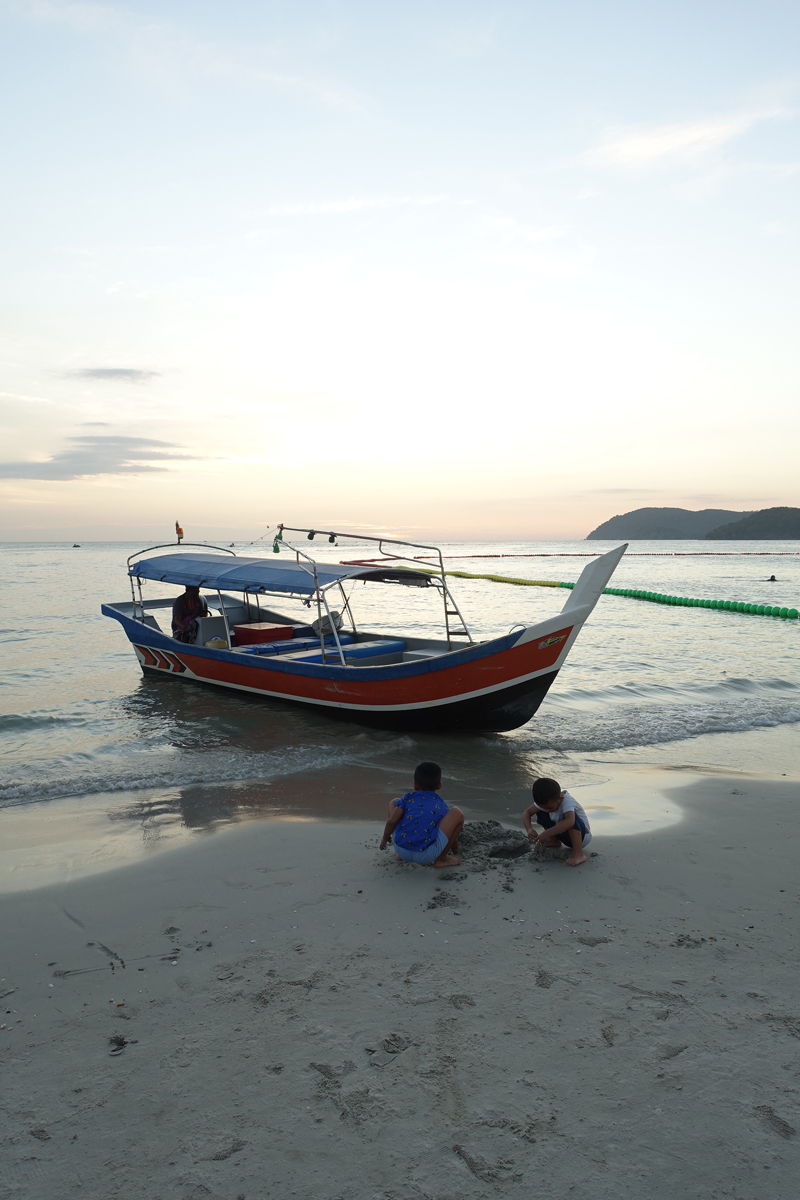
[{"x1": 1, "y1": 539, "x2": 798, "y2": 886}]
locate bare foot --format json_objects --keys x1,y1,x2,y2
[
  {"x1": 433, "y1": 854, "x2": 462, "y2": 868},
  {"x1": 564, "y1": 851, "x2": 587, "y2": 867}
]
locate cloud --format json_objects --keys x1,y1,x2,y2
[
  {"x1": 62, "y1": 368, "x2": 160, "y2": 382},
  {"x1": 684, "y1": 493, "x2": 771, "y2": 504},
  {"x1": 0, "y1": 434, "x2": 197, "y2": 480},
  {"x1": 261, "y1": 195, "x2": 462, "y2": 217},
  {"x1": 590, "y1": 107, "x2": 789, "y2": 168},
  {"x1": 436, "y1": 14, "x2": 498, "y2": 58},
  {"x1": 15, "y1": 1, "x2": 366, "y2": 111}
]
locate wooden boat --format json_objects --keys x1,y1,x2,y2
[{"x1": 102, "y1": 526, "x2": 626, "y2": 732}]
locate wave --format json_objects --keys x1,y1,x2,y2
[
  {"x1": 510, "y1": 700, "x2": 800, "y2": 753},
  {"x1": 0, "y1": 712, "x2": 90, "y2": 732},
  {"x1": 0, "y1": 737, "x2": 412, "y2": 809},
  {"x1": 550, "y1": 675, "x2": 800, "y2": 706}
]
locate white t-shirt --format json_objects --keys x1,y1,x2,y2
[{"x1": 534, "y1": 791, "x2": 592, "y2": 846}]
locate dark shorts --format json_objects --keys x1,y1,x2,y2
[{"x1": 538, "y1": 810, "x2": 590, "y2": 847}]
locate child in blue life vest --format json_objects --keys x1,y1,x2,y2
[
  {"x1": 522, "y1": 776, "x2": 593, "y2": 867},
  {"x1": 380, "y1": 761, "x2": 464, "y2": 868}
]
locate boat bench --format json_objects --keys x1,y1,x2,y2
[
  {"x1": 289, "y1": 638, "x2": 407, "y2": 665},
  {"x1": 235, "y1": 633, "x2": 356, "y2": 657}
]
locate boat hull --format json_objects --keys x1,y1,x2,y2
[
  {"x1": 139, "y1": 660, "x2": 560, "y2": 732},
  {"x1": 103, "y1": 605, "x2": 575, "y2": 732}
]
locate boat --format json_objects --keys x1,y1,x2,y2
[{"x1": 101, "y1": 526, "x2": 627, "y2": 732}]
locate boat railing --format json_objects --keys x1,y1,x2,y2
[
  {"x1": 273, "y1": 534, "x2": 346, "y2": 665},
  {"x1": 274, "y1": 524, "x2": 473, "y2": 649}
]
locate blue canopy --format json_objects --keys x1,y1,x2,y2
[{"x1": 129, "y1": 553, "x2": 431, "y2": 595}]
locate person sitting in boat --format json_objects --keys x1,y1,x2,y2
[
  {"x1": 171, "y1": 585, "x2": 208, "y2": 643},
  {"x1": 380, "y1": 761, "x2": 464, "y2": 868}
]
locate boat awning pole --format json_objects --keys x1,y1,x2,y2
[
  {"x1": 337, "y1": 580, "x2": 357, "y2": 634},
  {"x1": 321, "y1": 592, "x2": 347, "y2": 666},
  {"x1": 217, "y1": 590, "x2": 231, "y2": 648},
  {"x1": 313, "y1": 566, "x2": 326, "y2": 664}
]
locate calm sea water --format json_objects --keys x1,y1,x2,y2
[{"x1": 1, "y1": 539, "x2": 798, "y2": 836}]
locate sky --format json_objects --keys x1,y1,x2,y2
[{"x1": 0, "y1": 0, "x2": 798, "y2": 541}]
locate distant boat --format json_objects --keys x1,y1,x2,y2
[{"x1": 102, "y1": 525, "x2": 626, "y2": 732}]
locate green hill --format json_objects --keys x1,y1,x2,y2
[
  {"x1": 586, "y1": 507, "x2": 750, "y2": 540},
  {"x1": 705, "y1": 507, "x2": 800, "y2": 539}
]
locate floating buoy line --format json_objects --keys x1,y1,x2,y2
[
  {"x1": 342, "y1": 560, "x2": 799, "y2": 620},
  {"x1": 444, "y1": 569, "x2": 799, "y2": 620},
  {"x1": 412, "y1": 551, "x2": 800, "y2": 559}
]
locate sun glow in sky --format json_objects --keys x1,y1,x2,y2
[{"x1": 1, "y1": 0, "x2": 798, "y2": 540}]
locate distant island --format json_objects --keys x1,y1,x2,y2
[
  {"x1": 586, "y1": 507, "x2": 751, "y2": 540},
  {"x1": 705, "y1": 507, "x2": 800, "y2": 539},
  {"x1": 587, "y1": 505, "x2": 800, "y2": 539}
]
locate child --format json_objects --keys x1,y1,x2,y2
[
  {"x1": 380, "y1": 761, "x2": 464, "y2": 868},
  {"x1": 522, "y1": 777, "x2": 592, "y2": 867}
]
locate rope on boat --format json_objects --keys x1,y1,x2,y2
[{"x1": 425, "y1": 568, "x2": 800, "y2": 620}]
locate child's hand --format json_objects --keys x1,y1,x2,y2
[
  {"x1": 526, "y1": 828, "x2": 535, "y2": 842},
  {"x1": 380, "y1": 836, "x2": 390, "y2": 850}
]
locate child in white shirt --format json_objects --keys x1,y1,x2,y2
[{"x1": 522, "y1": 777, "x2": 592, "y2": 868}]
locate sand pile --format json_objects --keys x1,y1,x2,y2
[{"x1": 457, "y1": 818, "x2": 551, "y2": 870}]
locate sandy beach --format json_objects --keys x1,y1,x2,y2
[{"x1": 2, "y1": 768, "x2": 798, "y2": 1200}]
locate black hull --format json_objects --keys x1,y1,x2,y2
[{"x1": 140, "y1": 666, "x2": 559, "y2": 733}]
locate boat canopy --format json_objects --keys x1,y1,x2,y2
[{"x1": 129, "y1": 552, "x2": 432, "y2": 596}]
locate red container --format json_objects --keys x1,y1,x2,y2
[{"x1": 232, "y1": 622, "x2": 294, "y2": 646}]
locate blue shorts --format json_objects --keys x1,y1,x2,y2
[
  {"x1": 538, "y1": 810, "x2": 592, "y2": 848},
  {"x1": 394, "y1": 827, "x2": 450, "y2": 865}
]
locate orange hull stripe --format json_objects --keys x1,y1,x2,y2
[{"x1": 172, "y1": 627, "x2": 572, "y2": 707}]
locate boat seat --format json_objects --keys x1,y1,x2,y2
[
  {"x1": 189, "y1": 615, "x2": 228, "y2": 645},
  {"x1": 235, "y1": 633, "x2": 356, "y2": 657},
  {"x1": 289, "y1": 638, "x2": 407, "y2": 665}
]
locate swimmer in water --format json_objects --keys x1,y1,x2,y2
[{"x1": 768, "y1": 575, "x2": 777, "y2": 582}]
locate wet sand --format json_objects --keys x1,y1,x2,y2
[{"x1": 1, "y1": 771, "x2": 798, "y2": 1199}]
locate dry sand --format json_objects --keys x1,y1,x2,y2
[{"x1": 1, "y1": 772, "x2": 798, "y2": 1200}]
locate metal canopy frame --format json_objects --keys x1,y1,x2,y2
[
  {"x1": 275, "y1": 524, "x2": 473, "y2": 651},
  {"x1": 124, "y1": 526, "x2": 472, "y2": 662},
  {"x1": 127, "y1": 541, "x2": 236, "y2": 622}
]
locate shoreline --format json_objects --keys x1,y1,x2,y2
[
  {"x1": 2, "y1": 721, "x2": 798, "y2": 894},
  {"x1": 2, "y1": 771, "x2": 798, "y2": 1198}
]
